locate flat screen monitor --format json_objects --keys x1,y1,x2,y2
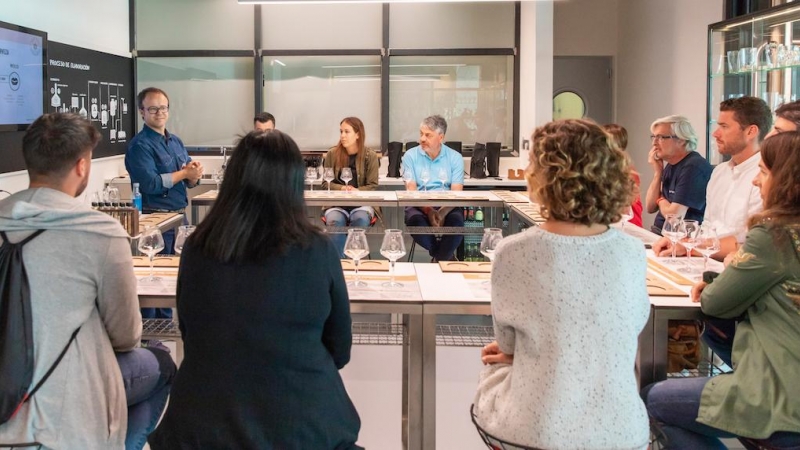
[{"x1": 0, "y1": 21, "x2": 46, "y2": 131}]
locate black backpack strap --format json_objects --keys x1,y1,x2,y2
[
  {"x1": 0, "y1": 230, "x2": 45, "y2": 246},
  {"x1": 23, "y1": 326, "x2": 81, "y2": 403}
]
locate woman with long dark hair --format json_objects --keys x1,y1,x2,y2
[
  {"x1": 148, "y1": 131, "x2": 362, "y2": 449},
  {"x1": 643, "y1": 131, "x2": 800, "y2": 449},
  {"x1": 321, "y1": 117, "x2": 380, "y2": 256}
]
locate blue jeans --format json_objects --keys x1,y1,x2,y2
[
  {"x1": 325, "y1": 207, "x2": 372, "y2": 258},
  {"x1": 117, "y1": 347, "x2": 176, "y2": 450},
  {"x1": 404, "y1": 207, "x2": 464, "y2": 261},
  {"x1": 643, "y1": 377, "x2": 800, "y2": 449},
  {"x1": 702, "y1": 315, "x2": 738, "y2": 368}
]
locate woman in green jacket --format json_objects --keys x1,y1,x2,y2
[
  {"x1": 643, "y1": 131, "x2": 800, "y2": 449},
  {"x1": 321, "y1": 117, "x2": 380, "y2": 257}
]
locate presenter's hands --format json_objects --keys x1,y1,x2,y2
[
  {"x1": 343, "y1": 185, "x2": 359, "y2": 192},
  {"x1": 184, "y1": 161, "x2": 204, "y2": 183},
  {"x1": 481, "y1": 341, "x2": 514, "y2": 365}
]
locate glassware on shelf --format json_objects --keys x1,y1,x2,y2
[
  {"x1": 174, "y1": 225, "x2": 195, "y2": 256},
  {"x1": 213, "y1": 167, "x2": 225, "y2": 193},
  {"x1": 380, "y1": 229, "x2": 407, "y2": 288},
  {"x1": 727, "y1": 50, "x2": 739, "y2": 73},
  {"x1": 137, "y1": 226, "x2": 165, "y2": 281},
  {"x1": 344, "y1": 228, "x2": 369, "y2": 287},
  {"x1": 739, "y1": 47, "x2": 756, "y2": 72}
]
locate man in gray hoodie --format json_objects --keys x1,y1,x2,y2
[{"x1": 0, "y1": 113, "x2": 175, "y2": 450}]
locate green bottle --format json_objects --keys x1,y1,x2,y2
[{"x1": 475, "y1": 207, "x2": 484, "y2": 223}]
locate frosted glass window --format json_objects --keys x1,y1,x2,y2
[
  {"x1": 261, "y1": 4, "x2": 382, "y2": 50},
  {"x1": 263, "y1": 56, "x2": 381, "y2": 150},
  {"x1": 389, "y1": 3, "x2": 515, "y2": 49},
  {"x1": 389, "y1": 55, "x2": 513, "y2": 147},
  {"x1": 137, "y1": 58, "x2": 255, "y2": 146},
  {"x1": 136, "y1": 0, "x2": 254, "y2": 50}
]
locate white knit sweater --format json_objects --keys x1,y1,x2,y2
[{"x1": 474, "y1": 226, "x2": 650, "y2": 450}]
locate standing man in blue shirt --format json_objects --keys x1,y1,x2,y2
[
  {"x1": 402, "y1": 115, "x2": 465, "y2": 262},
  {"x1": 126, "y1": 87, "x2": 203, "y2": 319}
]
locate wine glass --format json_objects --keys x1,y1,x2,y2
[
  {"x1": 695, "y1": 225, "x2": 721, "y2": 273},
  {"x1": 107, "y1": 186, "x2": 120, "y2": 206},
  {"x1": 137, "y1": 226, "x2": 165, "y2": 281},
  {"x1": 340, "y1": 167, "x2": 353, "y2": 190},
  {"x1": 344, "y1": 229, "x2": 369, "y2": 287},
  {"x1": 305, "y1": 166, "x2": 318, "y2": 191},
  {"x1": 213, "y1": 167, "x2": 225, "y2": 193},
  {"x1": 437, "y1": 168, "x2": 449, "y2": 190},
  {"x1": 402, "y1": 166, "x2": 414, "y2": 190},
  {"x1": 323, "y1": 167, "x2": 335, "y2": 192},
  {"x1": 661, "y1": 214, "x2": 683, "y2": 260},
  {"x1": 480, "y1": 228, "x2": 504, "y2": 285},
  {"x1": 419, "y1": 169, "x2": 430, "y2": 192},
  {"x1": 619, "y1": 206, "x2": 633, "y2": 230},
  {"x1": 174, "y1": 225, "x2": 196, "y2": 256},
  {"x1": 677, "y1": 220, "x2": 700, "y2": 274},
  {"x1": 380, "y1": 229, "x2": 407, "y2": 288}
]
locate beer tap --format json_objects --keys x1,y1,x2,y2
[{"x1": 220, "y1": 146, "x2": 229, "y2": 170}]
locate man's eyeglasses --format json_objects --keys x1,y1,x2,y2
[
  {"x1": 144, "y1": 106, "x2": 169, "y2": 115},
  {"x1": 650, "y1": 134, "x2": 678, "y2": 142}
]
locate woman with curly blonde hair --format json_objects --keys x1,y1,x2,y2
[{"x1": 472, "y1": 119, "x2": 650, "y2": 450}]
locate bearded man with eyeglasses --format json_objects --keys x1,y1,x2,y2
[
  {"x1": 125, "y1": 87, "x2": 203, "y2": 319},
  {"x1": 644, "y1": 115, "x2": 712, "y2": 234}
]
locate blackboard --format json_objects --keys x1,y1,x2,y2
[{"x1": 0, "y1": 41, "x2": 133, "y2": 174}]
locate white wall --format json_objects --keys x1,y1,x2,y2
[
  {"x1": 0, "y1": 0, "x2": 131, "y2": 196},
  {"x1": 518, "y1": 1, "x2": 554, "y2": 168},
  {"x1": 554, "y1": 0, "x2": 618, "y2": 56},
  {"x1": 617, "y1": 0, "x2": 722, "y2": 229}
]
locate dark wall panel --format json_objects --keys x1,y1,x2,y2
[{"x1": 0, "y1": 41, "x2": 133, "y2": 174}]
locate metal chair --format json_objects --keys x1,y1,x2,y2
[
  {"x1": 471, "y1": 405, "x2": 543, "y2": 450},
  {"x1": 445, "y1": 141, "x2": 463, "y2": 154}
]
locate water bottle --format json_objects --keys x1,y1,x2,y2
[{"x1": 132, "y1": 183, "x2": 142, "y2": 214}]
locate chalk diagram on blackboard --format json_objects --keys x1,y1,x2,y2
[{"x1": 49, "y1": 77, "x2": 129, "y2": 143}]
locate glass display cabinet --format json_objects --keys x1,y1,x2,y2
[{"x1": 708, "y1": 2, "x2": 800, "y2": 164}]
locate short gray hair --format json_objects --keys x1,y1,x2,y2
[
  {"x1": 421, "y1": 115, "x2": 447, "y2": 135},
  {"x1": 650, "y1": 115, "x2": 698, "y2": 152}
]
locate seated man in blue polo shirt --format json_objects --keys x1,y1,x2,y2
[
  {"x1": 402, "y1": 115, "x2": 465, "y2": 262},
  {"x1": 126, "y1": 87, "x2": 203, "y2": 319}
]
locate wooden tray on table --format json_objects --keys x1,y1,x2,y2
[
  {"x1": 438, "y1": 261, "x2": 492, "y2": 273},
  {"x1": 341, "y1": 259, "x2": 390, "y2": 271}
]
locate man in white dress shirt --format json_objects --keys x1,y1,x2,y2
[{"x1": 653, "y1": 96, "x2": 771, "y2": 259}]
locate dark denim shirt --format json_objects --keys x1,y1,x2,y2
[{"x1": 125, "y1": 124, "x2": 193, "y2": 211}]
